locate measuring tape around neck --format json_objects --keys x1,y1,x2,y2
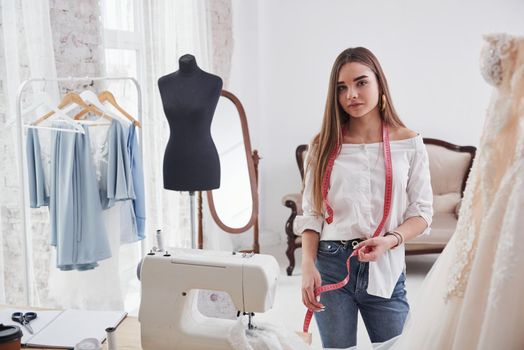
[{"x1": 303, "y1": 121, "x2": 393, "y2": 333}]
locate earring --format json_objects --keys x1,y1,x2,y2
[{"x1": 380, "y1": 94, "x2": 386, "y2": 112}]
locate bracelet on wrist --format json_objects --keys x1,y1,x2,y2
[
  {"x1": 384, "y1": 232, "x2": 400, "y2": 249},
  {"x1": 385, "y1": 230, "x2": 405, "y2": 250},
  {"x1": 391, "y1": 230, "x2": 405, "y2": 245}
]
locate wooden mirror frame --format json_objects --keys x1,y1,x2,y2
[{"x1": 205, "y1": 89, "x2": 260, "y2": 253}]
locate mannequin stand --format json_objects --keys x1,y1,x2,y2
[
  {"x1": 198, "y1": 191, "x2": 203, "y2": 249},
  {"x1": 188, "y1": 191, "x2": 204, "y2": 249},
  {"x1": 189, "y1": 192, "x2": 196, "y2": 248}
]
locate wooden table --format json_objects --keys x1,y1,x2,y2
[{"x1": 99, "y1": 315, "x2": 141, "y2": 350}]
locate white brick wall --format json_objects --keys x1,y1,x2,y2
[
  {"x1": 0, "y1": 0, "x2": 33, "y2": 306},
  {"x1": 209, "y1": 0, "x2": 233, "y2": 88},
  {"x1": 49, "y1": 0, "x2": 105, "y2": 92}
]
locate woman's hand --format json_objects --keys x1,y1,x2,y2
[
  {"x1": 301, "y1": 262, "x2": 325, "y2": 312},
  {"x1": 354, "y1": 236, "x2": 397, "y2": 262}
]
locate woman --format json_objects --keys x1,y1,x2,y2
[{"x1": 296, "y1": 47, "x2": 433, "y2": 349}]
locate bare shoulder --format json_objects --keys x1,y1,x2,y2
[{"x1": 390, "y1": 127, "x2": 418, "y2": 141}]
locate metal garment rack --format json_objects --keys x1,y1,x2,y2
[{"x1": 15, "y1": 76, "x2": 145, "y2": 306}]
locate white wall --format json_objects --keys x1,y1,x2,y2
[
  {"x1": 230, "y1": 0, "x2": 524, "y2": 245},
  {"x1": 226, "y1": 0, "x2": 266, "y2": 249}
]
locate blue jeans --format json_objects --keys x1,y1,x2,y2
[{"x1": 314, "y1": 240, "x2": 409, "y2": 349}]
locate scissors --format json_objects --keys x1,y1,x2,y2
[{"x1": 11, "y1": 311, "x2": 37, "y2": 334}]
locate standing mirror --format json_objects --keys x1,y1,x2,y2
[{"x1": 206, "y1": 90, "x2": 260, "y2": 253}]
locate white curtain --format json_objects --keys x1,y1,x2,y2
[
  {"x1": 0, "y1": 202, "x2": 4, "y2": 304},
  {"x1": 0, "y1": 0, "x2": 58, "y2": 306}
]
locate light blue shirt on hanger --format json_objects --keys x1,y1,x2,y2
[
  {"x1": 26, "y1": 129, "x2": 49, "y2": 208},
  {"x1": 98, "y1": 119, "x2": 145, "y2": 244},
  {"x1": 127, "y1": 123, "x2": 145, "y2": 240},
  {"x1": 49, "y1": 125, "x2": 112, "y2": 271}
]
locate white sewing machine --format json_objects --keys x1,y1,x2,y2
[{"x1": 138, "y1": 248, "x2": 280, "y2": 350}]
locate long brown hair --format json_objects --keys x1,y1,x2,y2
[{"x1": 307, "y1": 47, "x2": 405, "y2": 214}]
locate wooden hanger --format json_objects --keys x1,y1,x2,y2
[
  {"x1": 99, "y1": 90, "x2": 141, "y2": 127},
  {"x1": 73, "y1": 90, "x2": 141, "y2": 127},
  {"x1": 33, "y1": 91, "x2": 105, "y2": 125}
]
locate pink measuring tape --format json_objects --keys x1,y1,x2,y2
[{"x1": 303, "y1": 121, "x2": 394, "y2": 333}]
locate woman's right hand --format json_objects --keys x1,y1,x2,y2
[{"x1": 301, "y1": 262, "x2": 325, "y2": 312}]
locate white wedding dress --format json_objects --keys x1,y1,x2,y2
[{"x1": 362, "y1": 33, "x2": 524, "y2": 350}]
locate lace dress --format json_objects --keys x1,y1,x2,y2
[{"x1": 363, "y1": 33, "x2": 524, "y2": 350}]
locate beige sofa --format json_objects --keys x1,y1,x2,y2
[{"x1": 282, "y1": 139, "x2": 476, "y2": 276}]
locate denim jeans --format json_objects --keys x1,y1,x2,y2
[{"x1": 314, "y1": 240, "x2": 409, "y2": 349}]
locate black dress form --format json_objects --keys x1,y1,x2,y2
[{"x1": 159, "y1": 54, "x2": 222, "y2": 191}]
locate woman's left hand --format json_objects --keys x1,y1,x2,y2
[{"x1": 354, "y1": 237, "x2": 396, "y2": 262}]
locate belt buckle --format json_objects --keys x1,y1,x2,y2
[{"x1": 351, "y1": 240, "x2": 360, "y2": 249}]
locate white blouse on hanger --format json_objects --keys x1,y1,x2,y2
[{"x1": 295, "y1": 134, "x2": 433, "y2": 298}]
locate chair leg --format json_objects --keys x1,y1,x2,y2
[
  {"x1": 284, "y1": 199, "x2": 299, "y2": 276},
  {"x1": 286, "y1": 242, "x2": 296, "y2": 276}
]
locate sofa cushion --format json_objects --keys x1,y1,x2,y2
[
  {"x1": 426, "y1": 144, "x2": 471, "y2": 195},
  {"x1": 407, "y1": 212, "x2": 457, "y2": 247},
  {"x1": 433, "y1": 192, "x2": 461, "y2": 214}
]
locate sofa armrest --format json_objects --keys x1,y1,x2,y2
[
  {"x1": 282, "y1": 193, "x2": 303, "y2": 214},
  {"x1": 282, "y1": 193, "x2": 303, "y2": 241},
  {"x1": 455, "y1": 201, "x2": 462, "y2": 219}
]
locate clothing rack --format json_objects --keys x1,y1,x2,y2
[{"x1": 15, "y1": 76, "x2": 145, "y2": 306}]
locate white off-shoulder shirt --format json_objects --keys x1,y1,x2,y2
[{"x1": 295, "y1": 134, "x2": 433, "y2": 298}]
